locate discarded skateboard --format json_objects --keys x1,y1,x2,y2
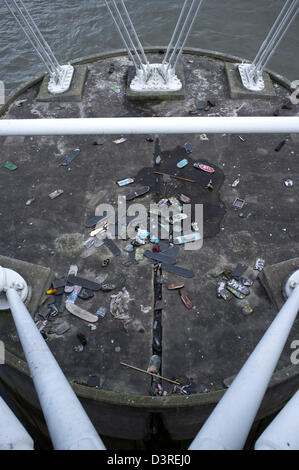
[
  {"x1": 85, "y1": 212, "x2": 108, "y2": 228},
  {"x1": 67, "y1": 275, "x2": 102, "y2": 291},
  {"x1": 161, "y1": 264, "x2": 195, "y2": 278},
  {"x1": 193, "y1": 162, "x2": 215, "y2": 173},
  {"x1": 126, "y1": 186, "x2": 151, "y2": 201},
  {"x1": 65, "y1": 302, "x2": 99, "y2": 323},
  {"x1": 144, "y1": 250, "x2": 177, "y2": 265}
]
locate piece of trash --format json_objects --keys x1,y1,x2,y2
[
  {"x1": 120, "y1": 361, "x2": 180, "y2": 385},
  {"x1": 96, "y1": 307, "x2": 107, "y2": 318},
  {"x1": 227, "y1": 279, "x2": 250, "y2": 296},
  {"x1": 232, "y1": 178, "x2": 240, "y2": 188},
  {"x1": 226, "y1": 286, "x2": 245, "y2": 299},
  {"x1": 113, "y1": 137, "x2": 127, "y2": 144},
  {"x1": 179, "y1": 194, "x2": 191, "y2": 204},
  {"x1": 147, "y1": 355, "x2": 161, "y2": 374},
  {"x1": 90, "y1": 223, "x2": 108, "y2": 237},
  {"x1": 59, "y1": 148, "x2": 80, "y2": 166},
  {"x1": 93, "y1": 140, "x2": 104, "y2": 146},
  {"x1": 46, "y1": 288, "x2": 57, "y2": 295},
  {"x1": 126, "y1": 186, "x2": 150, "y2": 201},
  {"x1": 206, "y1": 179, "x2": 214, "y2": 191},
  {"x1": 66, "y1": 302, "x2": 99, "y2": 323},
  {"x1": 193, "y1": 162, "x2": 215, "y2": 173},
  {"x1": 184, "y1": 142, "x2": 192, "y2": 154},
  {"x1": 73, "y1": 345, "x2": 84, "y2": 353},
  {"x1": 242, "y1": 304, "x2": 254, "y2": 316},
  {"x1": 67, "y1": 285, "x2": 82, "y2": 303},
  {"x1": 47, "y1": 304, "x2": 59, "y2": 318},
  {"x1": 254, "y1": 258, "x2": 265, "y2": 271},
  {"x1": 155, "y1": 155, "x2": 161, "y2": 165},
  {"x1": 110, "y1": 288, "x2": 131, "y2": 327},
  {"x1": 146, "y1": 137, "x2": 154, "y2": 142},
  {"x1": 191, "y1": 222, "x2": 199, "y2": 232},
  {"x1": 78, "y1": 288, "x2": 94, "y2": 300},
  {"x1": 177, "y1": 159, "x2": 189, "y2": 169},
  {"x1": 65, "y1": 265, "x2": 79, "y2": 293},
  {"x1": 154, "y1": 171, "x2": 196, "y2": 183},
  {"x1": 5, "y1": 161, "x2": 18, "y2": 171},
  {"x1": 135, "y1": 247, "x2": 145, "y2": 261},
  {"x1": 49, "y1": 320, "x2": 70, "y2": 335},
  {"x1": 117, "y1": 178, "x2": 134, "y2": 187},
  {"x1": 16, "y1": 99, "x2": 27, "y2": 107},
  {"x1": 217, "y1": 279, "x2": 230, "y2": 301},
  {"x1": 154, "y1": 300, "x2": 164, "y2": 310},
  {"x1": 275, "y1": 140, "x2": 287, "y2": 152},
  {"x1": 26, "y1": 198, "x2": 35, "y2": 206},
  {"x1": 108, "y1": 63, "x2": 115, "y2": 74},
  {"x1": 173, "y1": 232, "x2": 201, "y2": 245},
  {"x1": 233, "y1": 198, "x2": 245, "y2": 209},
  {"x1": 200, "y1": 134, "x2": 209, "y2": 141},
  {"x1": 238, "y1": 136, "x2": 245, "y2": 142},
  {"x1": 125, "y1": 244, "x2": 134, "y2": 252},
  {"x1": 168, "y1": 283, "x2": 185, "y2": 290},
  {"x1": 111, "y1": 86, "x2": 120, "y2": 94},
  {"x1": 85, "y1": 213, "x2": 108, "y2": 228},
  {"x1": 101, "y1": 283, "x2": 116, "y2": 292},
  {"x1": 102, "y1": 258, "x2": 110, "y2": 267},
  {"x1": 180, "y1": 292, "x2": 192, "y2": 309},
  {"x1": 284, "y1": 179, "x2": 294, "y2": 187},
  {"x1": 49, "y1": 189, "x2": 64, "y2": 200}
]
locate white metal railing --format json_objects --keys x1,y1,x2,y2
[
  {"x1": 0, "y1": 266, "x2": 106, "y2": 450},
  {"x1": 0, "y1": 396, "x2": 34, "y2": 450},
  {"x1": 189, "y1": 273, "x2": 299, "y2": 450},
  {"x1": 0, "y1": 116, "x2": 298, "y2": 136},
  {"x1": 255, "y1": 389, "x2": 299, "y2": 450}
]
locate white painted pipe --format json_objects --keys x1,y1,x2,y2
[
  {"x1": 5, "y1": 288, "x2": 106, "y2": 450},
  {"x1": 0, "y1": 116, "x2": 298, "y2": 136},
  {"x1": 188, "y1": 285, "x2": 299, "y2": 450},
  {"x1": 0, "y1": 396, "x2": 34, "y2": 450},
  {"x1": 255, "y1": 389, "x2": 299, "y2": 450}
]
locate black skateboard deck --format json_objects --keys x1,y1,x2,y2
[
  {"x1": 161, "y1": 263, "x2": 195, "y2": 278},
  {"x1": 126, "y1": 186, "x2": 150, "y2": 201}
]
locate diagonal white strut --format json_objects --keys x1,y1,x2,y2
[
  {"x1": 4, "y1": 0, "x2": 74, "y2": 94},
  {"x1": 239, "y1": 0, "x2": 298, "y2": 91}
]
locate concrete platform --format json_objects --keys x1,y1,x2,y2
[
  {"x1": 37, "y1": 65, "x2": 88, "y2": 102},
  {"x1": 1, "y1": 50, "x2": 299, "y2": 442},
  {"x1": 225, "y1": 62, "x2": 276, "y2": 99}
]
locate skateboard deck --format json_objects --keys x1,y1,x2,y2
[{"x1": 65, "y1": 302, "x2": 99, "y2": 323}]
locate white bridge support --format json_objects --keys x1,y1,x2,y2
[
  {"x1": 0, "y1": 116, "x2": 298, "y2": 136},
  {"x1": 239, "y1": 0, "x2": 298, "y2": 91},
  {"x1": 4, "y1": 0, "x2": 74, "y2": 94},
  {"x1": 0, "y1": 266, "x2": 106, "y2": 450},
  {"x1": 0, "y1": 396, "x2": 34, "y2": 450},
  {"x1": 188, "y1": 273, "x2": 299, "y2": 450},
  {"x1": 255, "y1": 389, "x2": 299, "y2": 450}
]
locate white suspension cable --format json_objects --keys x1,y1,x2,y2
[
  {"x1": 252, "y1": 0, "x2": 298, "y2": 78},
  {"x1": 119, "y1": 0, "x2": 149, "y2": 66},
  {"x1": 5, "y1": 0, "x2": 74, "y2": 94},
  {"x1": 104, "y1": 0, "x2": 146, "y2": 72},
  {"x1": 163, "y1": 0, "x2": 190, "y2": 65}
]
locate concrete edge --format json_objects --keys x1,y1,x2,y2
[{"x1": 1, "y1": 46, "x2": 297, "y2": 408}]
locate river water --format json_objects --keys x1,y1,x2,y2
[{"x1": 0, "y1": 0, "x2": 298, "y2": 95}]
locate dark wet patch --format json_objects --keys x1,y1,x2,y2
[{"x1": 134, "y1": 142, "x2": 226, "y2": 238}]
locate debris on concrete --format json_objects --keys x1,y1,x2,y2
[
  {"x1": 5, "y1": 161, "x2": 18, "y2": 171},
  {"x1": 49, "y1": 189, "x2": 64, "y2": 199},
  {"x1": 284, "y1": 179, "x2": 294, "y2": 188},
  {"x1": 254, "y1": 258, "x2": 265, "y2": 271},
  {"x1": 275, "y1": 140, "x2": 287, "y2": 152},
  {"x1": 233, "y1": 198, "x2": 245, "y2": 209},
  {"x1": 59, "y1": 148, "x2": 80, "y2": 167},
  {"x1": 96, "y1": 307, "x2": 107, "y2": 318},
  {"x1": 113, "y1": 137, "x2": 127, "y2": 144},
  {"x1": 177, "y1": 158, "x2": 188, "y2": 168},
  {"x1": 110, "y1": 288, "x2": 131, "y2": 327}
]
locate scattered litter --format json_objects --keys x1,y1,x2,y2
[
  {"x1": 179, "y1": 194, "x2": 191, "y2": 204},
  {"x1": 93, "y1": 140, "x2": 104, "y2": 146},
  {"x1": 184, "y1": 142, "x2": 192, "y2": 153},
  {"x1": 284, "y1": 179, "x2": 294, "y2": 187},
  {"x1": 126, "y1": 186, "x2": 151, "y2": 201},
  {"x1": 242, "y1": 304, "x2": 254, "y2": 316},
  {"x1": 96, "y1": 307, "x2": 107, "y2": 318},
  {"x1": 59, "y1": 148, "x2": 80, "y2": 166},
  {"x1": 200, "y1": 134, "x2": 209, "y2": 141},
  {"x1": 275, "y1": 140, "x2": 287, "y2": 152},
  {"x1": 49, "y1": 189, "x2": 64, "y2": 200},
  {"x1": 135, "y1": 247, "x2": 145, "y2": 261},
  {"x1": 146, "y1": 137, "x2": 154, "y2": 142},
  {"x1": 147, "y1": 355, "x2": 161, "y2": 374},
  {"x1": 180, "y1": 292, "x2": 192, "y2": 309},
  {"x1": 154, "y1": 171, "x2": 196, "y2": 183},
  {"x1": 110, "y1": 288, "x2": 131, "y2": 327},
  {"x1": 193, "y1": 162, "x2": 215, "y2": 173},
  {"x1": 168, "y1": 283, "x2": 185, "y2": 290},
  {"x1": 226, "y1": 286, "x2": 245, "y2": 299},
  {"x1": 238, "y1": 136, "x2": 245, "y2": 142},
  {"x1": 78, "y1": 288, "x2": 94, "y2": 300},
  {"x1": 102, "y1": 258, "x2": 110, "y2": 267},
  {"x1": 65, "y1": 265, "x2": 78, "y2": 293},
  {"x1": 217, "y1": 279, "x2": 229, "y2": 300},
  {"x1": 48, "y1": 320, "x2": 70, "y2": 335},
  {"x1": 5, "y1": 161, "x2": 18, "y2": 171},
  {"x1": 254, "y1": 258, "x2": 265, "y2": 271},
  {"x1": 66, "y1": 302, "x2": 99, "y2": 323},
  {"x1": 117, "y1": 178, "x2": 134, "y2": 187},
  {"x1": 173, "y1": 232, "x2": 201, "y2": 245},
  {"x1": 111, "y1": 86, "x2": 120, "y2": 94},
  {"x1": 26, "y1": 198, "x2": 35, "y2": 206},
  {"x1": 87, "y1": 323, "x2": 97, "y2": 331},
  {"x1": 233, "y1": 198, "x2": 245, "y2": 209},
  {"x1": 155, "y1": 155, "x2": 161, "y2": 165},
  {"x1": 232, "y1": 178, "x2": 240, "y2": 188},
  {"x1": 101, "y1": 283, "x2": 116, "y2": 292},
  {"x1": 73, "y1": 344, "x2": 84, "y2": 353},
  {"x1": 67, "y1": 285, "x2": 82, "y2": 303},
  {"x1": 206, "y1": 179, "x2": 214, "y2": 191},
  {"x1": 177, "y1": 158, "x2": 188, "y2": 169},
  {"x1": 16, "y1": 99, "x2": 27, "y2": 107},
  {"x1": 113, "y1": 137, "x2": 127, "y2": 144}
]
